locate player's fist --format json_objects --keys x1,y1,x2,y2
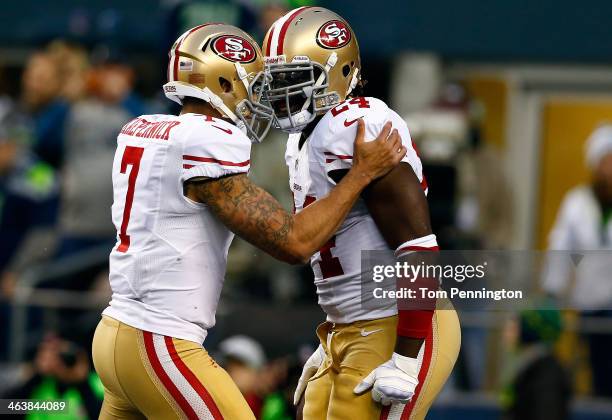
[
  {"x1": 353, "y1": 352, "x2": 419, "y2": 406},
  {"x1": 294, "y1": 344, "x2": 325, "y2": 405}
]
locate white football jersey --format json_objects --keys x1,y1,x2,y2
[
  {"x1": 286, "y1": 97, "x2": 426, "y2": 324},
  {"x1": 103, "y1": 113, "x2": 251, "y2": 344}
]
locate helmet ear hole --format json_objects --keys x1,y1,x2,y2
[
  {"x1": 342, "y1": 64, "x2": 351, "y2": 77},
  {"x1": 219, "y1": 77, "x2": 232, "y2": 93}
]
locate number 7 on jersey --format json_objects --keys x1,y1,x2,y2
[{"x1": 117, "y1": 146, "x2": 144, "y2": 252}]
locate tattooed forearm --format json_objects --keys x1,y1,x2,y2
[
  {"x1": 184, "y1": 159, "x2": 374, "y2": 264},
  {"x1": 185, "y1": 174, "x2": 298, "y2": 262}
]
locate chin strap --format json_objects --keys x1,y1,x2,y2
[
  {"x1": 235, "y1": 62, "x2": 250, "y2": 93},
  {"x1": 347, "y1": 67, "x2": 360, "y2": 96},
  {"x1": 202, "y1": 87, "x2": 238, "y2": 121},
  {"x1": 277, "y1": 53, "x2": 339, "y2": 131},
  {"x1": 278, "y1": 109, "x2": 312, "y2": 133},
  {"x1": 300, "y1": 52, "x2": 338, "y2": 113},
  {"x1": 202, "y1": 86, "x2": 248, "y2": 133}
]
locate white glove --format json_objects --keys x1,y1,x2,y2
[
  {"x1": 294, "y1": 344, "x2": 325, "y2": 405},
  {"x1": 353, "y1": 353, "x2": 419, "y2": 406}
]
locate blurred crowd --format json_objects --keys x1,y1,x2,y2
[
  {"x1": 0, "y1": 39, "x2": 149, "y2": 419},
  {"x1": 0, "y1": 41, "x2": 144, "y2": 315},
  {"x1": 0, "y1": 1, "x2": 612, "y2": 419}
]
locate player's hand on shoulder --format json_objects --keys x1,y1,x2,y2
[
  {"x1": 351, "y1": 119, "x2": 406, "y2": 183},
  {"x1": 353, "y1": 352, "x2": 419, "y2": 406}
]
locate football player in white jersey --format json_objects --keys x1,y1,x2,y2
[
  {"x1": 91, "y1": 23, "x2": 407, "y2": 420},
  {"x1": 261, "y1": 7, "x2": 461, "y2": 420}
]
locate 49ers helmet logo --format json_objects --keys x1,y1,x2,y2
[
  {"x1": 316, "y1": 20, "x2": 351, "y2": 49},
  {"x1": 211, "y1": 35, "x2": 256, "y2": 63}
]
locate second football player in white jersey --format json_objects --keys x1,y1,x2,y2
[
  {"x1": 262, "y1": 7, "x2": 461, "y2": 420},
  {"x1": 92, "y1": 23, "x2": 405, "y2": 420}
]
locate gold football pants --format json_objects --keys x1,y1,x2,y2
[
  {"x1": 92, "y1": 315, "x2": 255, "y2": 420},
  {"x1": 303, "y1": 308, "x2": 460, "y2": 420}
]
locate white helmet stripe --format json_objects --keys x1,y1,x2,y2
[
  {"x1": 168, "y1": 23, "x2": 220, "y2": 82},
  {"x1": 268, "y1": 15, "x2": 287, "y2": 56},
  {"x1": 265, "y1": 21, "x2": 276, "y2": 56},
  {"x1": 268, "y1": 6, "x2": 308, "y2": 56},
  {"x1": 168, "y1": 29, "x2": 191, "y2": 82},
  {"x1": 167, "y1": 51, "x2": 173, "y2": 83}
]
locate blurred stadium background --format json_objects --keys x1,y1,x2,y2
[{"x1": 1, "y1": 0, "x2": 612, "y2": 419}]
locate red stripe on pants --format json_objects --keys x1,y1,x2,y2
[
  {"x1": 164, "y1": 336, "x2": 224, "y2": 419},
  {"x1": 143, "y1": 332, "x2": 198, "y2": 419}
]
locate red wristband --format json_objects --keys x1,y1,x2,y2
[
  {"x1": 395, "y1": 234, "x2": 439, "y2": 338},
  {"x1": 397, "y1": 309, "x2": 434, "y2": 338}
]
